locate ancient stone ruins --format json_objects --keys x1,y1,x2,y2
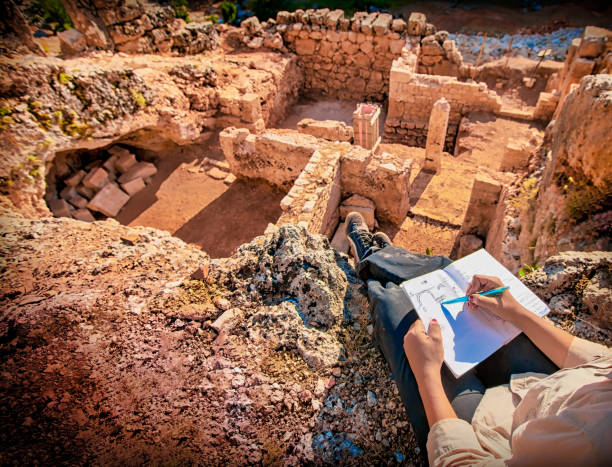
[{"x1": 0, "y1": 2, "x2": 610, "y2": 465}]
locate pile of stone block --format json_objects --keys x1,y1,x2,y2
[
  {"x1": 418, "y1": 31, "x2": 465, "y2": 77},
  {"x1": 47, "y1": 146, "x2": 157, "y2": 222}
]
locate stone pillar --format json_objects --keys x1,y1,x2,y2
[
  {"x1": 353, "y1": 103, "x2": 381, "y2": 151},
  {"x1": 423, "y1": 97, "x2": 450, "y2": 173}
]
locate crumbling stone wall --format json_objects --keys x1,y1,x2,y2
[
  {"x1": 61, "y1": 0, "x2": 218, "y2": 55},
  {"x1": 384, "y1": 54, "x2": 502, "y2": 151},
  {"x1": 276, "y1": 9, "x2": 409, "y2": 101}
]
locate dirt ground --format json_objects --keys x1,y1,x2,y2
[
  {"x1": 390, "y1": 1, "x2": 612, "y2": 35},
  {"x1": 116, "y1": 137, "x2": 285, "y2": 259}
]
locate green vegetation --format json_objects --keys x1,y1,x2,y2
[
  {"x1": 28, "y1": 0, "x2": 73, "y2": 32},
  {"x1": 509, "y1": 177, "x2": 539, "y2": 211},
  {"x1": 171, "y1": 0, "x2": 192, "y2": 23},
  {"x1": 53, "y1": 108, "x2": 90, "y2": 138},
  {"x1": 7, "y1": 154, "x2": 43, "y2": 187},
  {"x1": 564, "y1": 176, "x2": 612, "y2": 223},
  {"x1": 0, "y1": 106, "x2": 14, "y2": 131},
  {"x1": 220, "y1": 1, "x2": 238, "y2": 24},
  {"x1": 58, "y1": 72, "x2": 73, "y2": 85},
  {"x1": 130, "y1": 89, "x2": 147, "y2": 109},
  {"x1": 518, "y1": 263, "x2": 539, "y2": 277},
  {"x1": 205, "y1": 14, "x2": 219, "y2": 23},
  {"x1": 425, "y1": 247, "x2": 434, "y2": 256},
  {"x1": 27, "y1": 100, "x2": 52, "y2": 131}
]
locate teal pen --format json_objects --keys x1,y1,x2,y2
[{"x1": 441, "y1": 286, "x2": 509, "y2": 306}]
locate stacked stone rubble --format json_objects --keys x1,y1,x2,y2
[
  {"x1": 61, "y1": 0, "x2": 218, "y2": 55},
  {"x1": 418, "y1": 31, "x2": 467, "y2": 77},
  {"x1": 46, "y1": 145, "x2": 157, "y2": 221}
]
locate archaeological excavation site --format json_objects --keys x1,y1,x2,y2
[{"x1": 0, "y1": 0, "x2": 611, "y2": 464}]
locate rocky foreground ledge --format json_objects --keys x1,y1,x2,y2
[{"x1": 0, "y1": 212, "x2": 610, "y2": 465}]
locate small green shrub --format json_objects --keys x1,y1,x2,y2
[
  {"x1": 518, "y1": 263, "x2": 539, "y2": 277},
  {"x1": 509, "y1": 177, "x2": 539, "y2": 211},
  {"x1": 58, "y1": 72, "x2": 73, "y2": 85},
  {"x1": 220, "y1": 1, "x2": 238, "y2": 24},
  {"x1": 171, "y1": 0, "x2": 191, "y2": 23},
  {"x1": 205, "y1": 14, "x2": 219, "y2": 23},
  {"x1": 29, "y1": 0, "x2": 73, "y2": 32},
  {"x1": 130, "y1": 89, "x2": 147, "y2": 109},
  {"x1": 425, "y1": 247, "x2": 434, "y2": 256},
  {"x1": 565, "y1": 178, "x2": 612, "y2": 223}
]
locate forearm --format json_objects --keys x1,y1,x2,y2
[
  {"x1": 417, "y1": 371, "x2": 457, "y2": 428},
  {"x1": 513, "y1": 306, "x2": 574, "y2": 368}
]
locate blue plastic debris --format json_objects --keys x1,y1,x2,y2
[{"x1": 394, "y1": 451, "x2": 405, "y2": 462}]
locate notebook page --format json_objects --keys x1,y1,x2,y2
[
  {"x1": 443, "y1": 249, "x2": 550, "y2": 341},
  {"x1": 402, "y1": 269, "x2": 514, "y2": 377}
]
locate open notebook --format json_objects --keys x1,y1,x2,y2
[{"x1": 401, "y1": 249, "x2": 549, "y2": 377}]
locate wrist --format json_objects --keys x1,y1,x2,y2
[
  {"x1": 415, "y1": 367, "x2": 442, "y2": 389},
  {"x1": 511, "y1": 305, "x2": 534, "y2": 328}
]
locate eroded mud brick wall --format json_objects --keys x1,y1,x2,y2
[{"x1": 277, "y1": 10, "x2": 408, "y2": 101}]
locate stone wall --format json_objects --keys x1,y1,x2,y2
[
  {"x1": 219, "y1": 128, "x2": 319, "y2": 190},
  {"x1": 384, "y1": 54, "x2": 502, "y2": 151},
  {"x1": 276, "y1": 9, "x2": 409, "y2": 101},
  {"x1": 61, "y1": 0, "x2": 218, "y2": 55}
]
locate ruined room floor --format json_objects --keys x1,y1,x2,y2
[{"x1": 116, "y1": 141, "x2": 285, "y2": 258}]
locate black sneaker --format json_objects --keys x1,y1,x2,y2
[
  {"x1": 373, "y1": 232, "x2": 392, "y2": 249},
  {"x1": 345, "y1": 212, "x2": 374, "y2": 261}
]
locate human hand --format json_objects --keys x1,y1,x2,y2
[
  {"x1": 466, "y1": 275, "x2": 527, "y2": 325},
  {"x1": 403, "y1": 319, "x2": 444, "y2": 383}
]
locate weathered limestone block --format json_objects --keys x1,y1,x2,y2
[
  {"x1": 325, "y1": 9, "x2": 344, "y2": 29},
  {"x1": 220, "y1": 127, "x2": 318, "y2": 189},
  {"x1": 57, "y1": 29, "x2": 87, "y2": 56},
  {"x1": 121, "y1": 177, "x2": 146, "y2": 196},
  {"x1": 294, "y1": 38, "x2": 316, "y2": 55},
  {"x1": 82, "y1": 167, "x2": 109, "y2": 191},
  {"x1": 118, "y1": 162, "x2": 157, "y2": 184},
  {"x1": 353, "y1": 103, "x2": 381, "y2": 150},
  {"x1": 392, "y1": 18, "x2": 406, "y2": 33},
  {"x1": 240, "y1": 93, "x2": 261, "y2": 123},
  {"x1": 372, "y1": 13, "x2": 392, "y2": 35},
  {"x1": 297, "y1": 118, "x2": 353, "y2": 142},
  {"x1": 49, "y1": 198, "x2": 73, "y2": 218},
  {"x1": 62, "y1": 0, "x2": 113, "y2": 49},
  {"x1": 339, "y1": 194, "x2": 376, "y2": 230},
  {"x1": 408, "y1": 12, "x2": 426, "y2": 36},
  {"x1": 578, "y1": 26, "x2": 610, "y2": 58},
  {"x1": 500, "y1": 141, "x2": 530, "y2": 171},
  {"x1": 64, "y1": 170, "x2": 86, "y2": 187},
  {"x1": 98, "y1": 3, "x2": 144, "y2": 26},
  {"x1": 423, "y1": 97, "x2": 450, "y2": 173},
  {"x1": 460, "y1": 175, "x2": 502, "y2": 238},
  {"x1": 241, "y1": 16, "x2": 261, "y2": 35},
  {"x1": 458, "y1": 234, "x2": 483, "y2": 258},
  {"x1": 115, "y1": 151, "x2": 137, "y2": 173},
  {"x1": 72, "y1": 208, "x2": 96, "y2": 222},
  {"x1": 341, "y1": 149, "x2": 412, "y2": 224},
  {"x1": 87, "y1": 183, "x2": 130, "y2": 217}
]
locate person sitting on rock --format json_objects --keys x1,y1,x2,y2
[{"x1": 344, "y1": 211, "x2": 612, "y2": 466}]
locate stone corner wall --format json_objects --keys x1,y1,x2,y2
[
  {"x1": 384, "y1": 52, "x2": 501, "y2": 151},
  {"x1": 273, "y1": 9, "x2": 413, "y2": 101}
]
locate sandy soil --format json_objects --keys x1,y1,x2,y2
[{"x1": 116, "y1": 136, "x2": 285, "y2": 259}]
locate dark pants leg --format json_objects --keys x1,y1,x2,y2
[
  {"x1": 476, "y1": 333, "x2": 558, "y2": 388},
  {"x1": 368, "y1": 280, "x2": 485, "y2": 454}
]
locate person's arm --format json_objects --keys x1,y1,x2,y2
[
  {"x1": 404, "y1": 320, "x2": 496, "y2": 466},
  {"x1": 467, "y1": 275, "x2": 582, "y2": 368},
  {"x1": 403, "y1": 319, "x2": 457, "y2": 426}
]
